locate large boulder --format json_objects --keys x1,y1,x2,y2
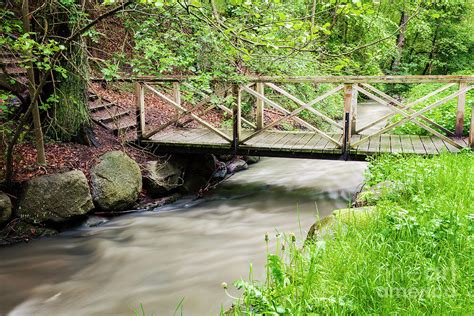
[
  {"x1": 144, "y1": 160, "x2": 184, "y2": 196},
  {"x1": 91, "y1": 151, "x2": 142, "y2": 211},
  {"x1": 16, "y1": 170, "x2": 94, "y2": 223},
  {"x1": 0, "y1": 192, "x2": 12, "y2": 224}
]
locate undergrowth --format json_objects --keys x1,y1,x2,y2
[{"x1": 225, "y1": 152, "x2": 474, "y2": 315}]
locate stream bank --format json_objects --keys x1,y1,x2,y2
[{"x1": 0, "y1": 147, "x2": 254, "y2": 245}]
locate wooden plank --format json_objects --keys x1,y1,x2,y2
[
  {"x1": 400, "y1": 135, "x2": 415, "y2": 154},
  {"x1": 390, "y1": 135, "x2": 403, "y2": 154},
  {"x1": 367, "y1": 135, "x2": 380, "y2": 154},
  {"x1": 327, "y1": 134, "x2": 343, "y2": 154},
  {"x1": 441, "y1": 140, "x2": 459, "y2": 153},
  {"x1": 379, "y1": 135, "x2": 391, "y2": 154},
  {"x1": 268, "y1": 132, "x2": 293, "y2": 149},
  {"x1": 157, "y1": 129, "x2": 210, "y2": 143},
  {"x1": 291, "y1": 133, "x2": 316, "y2": 150},
  {"x1": 362, "y1": 133, "x2": 371, "y2": 154},
  {"x1": 244, "y1": 130, "x2": 275, "y2": 146},
  {"x1": 420, "y1": 136, "x2": 437, "y2": 154},
  {"x1": 350, "y1": 135, "x2": 362, "y2": 155},
  {"x1": 430, "y1": 136, "x2": 449, "y2": 154},
  {"x1": 310, "y1": 133, "x2": 329, "y2": 153},
  {"x1": 278, "y1": 133, "x2": 306, "y2": 149},
  {"x1": 255, "y1": 131, "x2": 289, "y2": 149},
  {"x1": 410, "y1": 136, "x2": 427, "y2": 154},
  {"x1": 98, "y1": 75, "x2": 474, "y2": 84}
]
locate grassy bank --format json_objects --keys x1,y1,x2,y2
[{"x1": 226, "y1": 152, "x2": 473, "y2": 314}]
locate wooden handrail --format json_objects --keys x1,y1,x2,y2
[{"x1": 92, "y1": 75, "x2": 474, "y2": 84}]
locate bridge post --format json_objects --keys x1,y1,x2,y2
[
  {"x1": 469, "y1": 102, "x2": 474, "y2": 149},
  {"x1": 232, "y1": 84, "x2": 242, "y2": 154},
  {"x1": 135, "y1": 82, "x2": 145, "y2": 139},
  {"x1": 455, "y1": 82, "x2": 467, "y2": 137},
  {"x1": 255, "y1": 82, "x2": 265, "y2": 130},
  {"x1": 351, "y1": 86, "x2": 358, "y2": 135},
  {"x1": 342, "y1": 84, "x2": 353, "y2": 158},
  {"x1": 173, "y1": 82, "x2": 181, "y2": 123}
]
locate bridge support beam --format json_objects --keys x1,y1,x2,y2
[
  {"x1": 456, "y1": 82, "x2": 467, "y2": 137},
  {"x1": 173, "y1": 82, "x2": 181, "y2": 123},
  {"x1": 342, "y1": 84, "x2": 353, "y2": 158},
  {"x1": 351, "y1": 87, "x2": 358, "y2": 135},
  {"x1": 469, "y1": 103, "x2": 474, "y2": 149},
  {"x1": 135, "y1": 82, "x2": 145, "y2": 139},
  {"x1": 233, "y1": 84, "x2": 242, "y2": 154},
  {"x1": 255, "y1": 82, "x2": 265, "y2": 130}
]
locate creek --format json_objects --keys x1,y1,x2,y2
[{"x1": 0, "y1": 102, "x2": 387, "y2": 315}]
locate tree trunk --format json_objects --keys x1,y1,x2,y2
[
  {"x1": 42, "y1": 1, "x2": 92, "y2": 143},
  {"x1": 21, "y1": 0, "x2": 46, "y2": 165},
  {"x1": 423, "y1": 24, "x2": 440, "y2": 75},
  {"x1": 391, "y1": 11, "x2": 408, "y2": 73}
]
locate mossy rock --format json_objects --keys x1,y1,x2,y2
[
  {"x1": 144, "y1": 160, "x2": 184, "y2": 196},
  {"x1": 306, "y1": 207, "x2": 375, "y2": 241},
  {"x1": 0, "y1": 192, "x2": 12, "y2": 224},
  {"x1": 16, "y1": 170, "x2": 94, "y2": 224},
  {"x1": 307, "y1": 215, "x2": 337, "y2": 240},
  {"x1": 91, "y1": 151, "x2": 142, "y2": 212},
  {"x1": 355, "y1": 181, "x2": 396, "y2": 207},
  {"x1": 333, "y1": 206, "x2": 375, "y2": 226}
]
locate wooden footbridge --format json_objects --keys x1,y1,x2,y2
[{"x1": 125, "y1": 75, "x2": 473, "y2": 160}]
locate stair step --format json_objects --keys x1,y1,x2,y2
[
  {"x1": 107, "y1": 118, "x2": 136, "y2": 134},
  {"x1": 88, "y1": 94, "x2": 99, "y2": 101},
  {"x1": 97, "y1": 109, "x2": 131, "y2": 123},
  {"x1": 0, "y1": 58, "x2": 20, "y2": 65},
  {"x1": 89, "y1": 102, "x2": 115, "y2": 111},
  {"x1": 2, "y1": 66, "x2": 27, "y2": 75}
]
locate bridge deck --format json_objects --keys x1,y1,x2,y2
[{"x1": 142, "y1": 128, "x2": 467, "y2": 158}]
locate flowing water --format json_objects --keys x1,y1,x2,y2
[{"x1": 0, "y1": 102, "x2": 387, "y2": 316}]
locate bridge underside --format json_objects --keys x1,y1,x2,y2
[{"x1": 141, "y1": 128, "x2": 467, "y2": 160}]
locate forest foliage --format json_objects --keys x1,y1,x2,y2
[{"x1": 1, "y1": 0, "x2": 473, "y2": 179}]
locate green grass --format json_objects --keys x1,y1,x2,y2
[{"x1": 225, "y1": 152, "x2": 474, "y2": 315}]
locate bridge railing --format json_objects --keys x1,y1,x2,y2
[{"x1": 131, "y1": 75, "x2": 474, "y2": 153}]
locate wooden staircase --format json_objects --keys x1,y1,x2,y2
[
  {"x1": 0, "y1": 52, "x2": 27, "y2": 77},
  {"x1": 88, "y1": 93, "x2": 137, "y2": 136},
  {"x1": 0, "y1": 53, "x2": 136, "y2": 137}
]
